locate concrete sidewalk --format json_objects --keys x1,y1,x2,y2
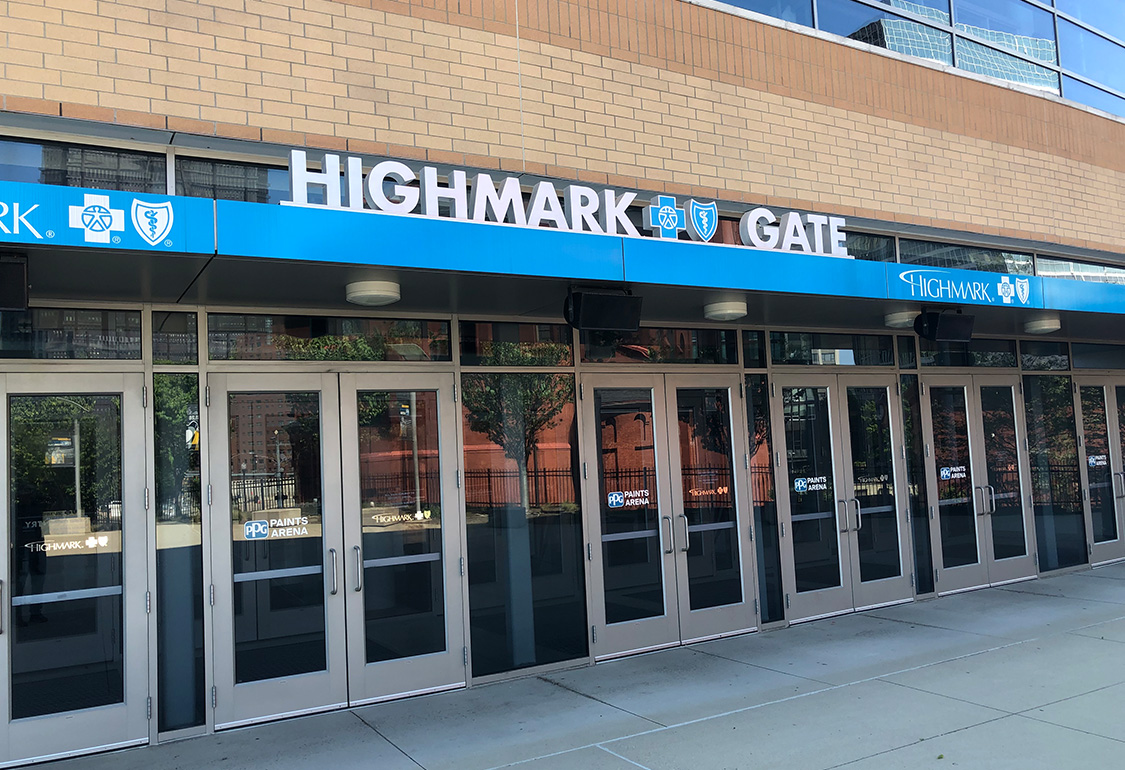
[{"x1": 50, "y1": 563, "x2": 1125, "y2": 770}]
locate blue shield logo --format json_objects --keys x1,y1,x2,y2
[
  {"x1": 245, "y1": 520, "x2": 270, "y2": 539},
  {"x1": 131, "y1": 199, "x2": 174, "y2": 246},
  {"x1": 686, "y1": 200, "x2": 718, "y2": 242},
  {"x1": 607, "y1": 492, "x2": 625, "y2": 508}
]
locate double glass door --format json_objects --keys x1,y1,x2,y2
[
  {"x1": 921, "y1": 375, "x2": 1036, "y2": 593},
  {"x1": 580, "y1": 374, "x2": 754, "y2": 660},
  {"x1": 1074, "y1": 377, "x2": 1125, "y2": 566},
  {"x1": 772, "y1": 374, "x2": 911, "y2": 621},
  {"x1": 208, "y1": 373, "x2": 464, "y2": 728},
  {"x1": 2, "y1": 374, "x2": 148, "y2": 766}
]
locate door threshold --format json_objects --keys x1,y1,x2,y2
[
  {"x1": 2, "y1": 738, "x2": 148, "y2": 769},
  {"x1": 988, "y1": 575, "x2": 1037, "y2": 588},
  {"x1": 854, "y1": 596, "x2": 914, "y2": 613},
  {"x1": 216, "y1": 702, "x2": 348, "y2": 731},
  {"x1": 1092, "y1": 555, "x2": 1125, "y2": 568},
  {"x1": 937, "y1": 583, "x2": 989, "y2": 597},
  {"x1": 349, "y1": 682, "x2": 465, "y2": 708},
  {"x1": 682, "y1": 626, "x2": 758, "y2": 646},
  {"x1": 595, "y1": 640, "x2": 681, "y2": 662},
  {"x1": 788, "y1": 607, "x2": 855, "y2": 625}
]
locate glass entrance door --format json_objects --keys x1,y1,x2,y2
[
  {"x1": 3, "y1": 374, "x2": 148, "y2": 765},
  {"x1": 580, "y1": 374, "x2": 754, "y2": 660},
  {"x1": 339, "y1": 374, "x2": 465, "y2": 704},
  {"x1": 1074, "y1": 378, "x2": 1125, "y2": 566},
  {"x1": 921, "y1": 375, "x2": 1036, "y2": 594},
  {"x1": 209, "y1": 372, "x2": 465, "y2": 728},
  {"x1": 771, "y1": 374, "x2": 911, "y2": 621}
]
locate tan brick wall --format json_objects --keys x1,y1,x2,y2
[{"x1": 2, "y1": 0, "x2": 1125, "y2": 254}]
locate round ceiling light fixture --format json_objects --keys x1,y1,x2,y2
[
  {"x1": 345, "y1": 280, "x2": 401, "y2": 306},
  {"x1": 704, "y1": 300, "x2": 748, "y2": 321},
  {"x1": 884, "y1": 309, "x2": 920, "y2": 329},
  {"x1": 1024, "y1": 312, "x2": 1062, "y2": 335}
]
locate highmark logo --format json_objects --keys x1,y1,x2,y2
[{"x1": 898, "y1": 270, "x2": 1031, "y2": 306}]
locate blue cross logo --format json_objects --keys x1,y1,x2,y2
[{"x1": 643, "y1": 195, "x2": 686, "y2": 239}]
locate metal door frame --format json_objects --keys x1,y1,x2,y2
[{"x1": 1073, "y1": 376, "x2": 1125, "y2": 566}]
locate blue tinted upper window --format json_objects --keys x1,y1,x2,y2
[
  {"x1": 953, "y1": 0, "x2": 1057, "y2": 64},
  {"x1": 723, "y1": 0, "x2": 813, "y2": 26},
  {"x1": 1056, "y1": 1, "x2": 1125, "y2": 45},
  {"x1": 1059, "y1": 19, "x2": 1125, "y2": 94},
  {"x1": 819, "y1": 0, "x2": 953, "y2": 65},
  {"x1": 871, "y1": 0, "x2": 950, "y2": 26},
  {"x1": 1063, "y1": 75, "x2": 1125, "y2": 116}
]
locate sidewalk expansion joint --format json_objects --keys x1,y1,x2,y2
[
  {"x1": 536, "y1": 676, "x2": 667, "y2": 727},
  {"x1": 348, "y1": 711, "x2": 426, "y2": 769}
]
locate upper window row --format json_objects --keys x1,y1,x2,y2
[{"x1": 726, "y1": 0, "x2": 1125, "y2": 118}]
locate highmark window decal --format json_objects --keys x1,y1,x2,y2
[
  {"x1": 284, "y1": 150, "x2": 852, "y2": 258},
  {"x1": 898, "y1": 269, "x2": 1033, "y2": 306}
]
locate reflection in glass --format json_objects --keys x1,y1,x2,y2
[
  {"x1": 1020, "y1": 340, "x2": 1070, "y2": 371},
  {"x1": 874, "y1": 0, "x2": 949, "y2": 25},
  {"x1": 722, "y1": 0, "x2": 812, "y2": 25},
  {"x1": 899, "y1": 240, "x2": 1033, "y2": 275},
  {"x1": 1062, "y1": 76, "x2": 1125, "y2": 119},
  {"x1": 9, "y1": 394, "x2": 124, "y2": 718},
  {"x1": 979, "y1": 387, "x2": 1027, "y2": 560},
  {"x1": 1038, "y1": 255, "x2": 1125, "y2": 286},
  {"x1": 153, "y1": 312, "x2": 199, "y2": 365},
  {"x1": 900, "y1": 376, "x2": 934, "y2": 593},
  {"x1": 176, "y1": 157, "x2": 294, "y2": 204},
  {"x1": 931, "y1": 387, "x2": 979, "y2": 569},
  {"x1": 898, "y1": 336, "x2": 917, "y2": 369},
  {"x1": 0, "y1": 137, "x2": 166, "y2": 191},
  {"x1": 357, "y1": 390, "x2": 446, "y2": 662},
  {"x1": 771, "y1": 332, "x2": 894, "y2": 366},
  {"x1": 953, "y1": 0, "x2": 1057, "y2": 64},
  {"x1": 1080, "y1": 387, "x2": 1117, "y2": 543},
  {"x1": 1059, "y1": 19, "x2": 1125, "y2": 96},
  {"x1": 0, "y1": 308, "x2": 142, "y2": 360},
  {"x1": 1074, "y1": 343, "x2": 1125, "y2": 369},
  {"x1": 208, "y1": 314, "x2": 451, "y2": 362},
  {"x1": 595, "y1": 389, "x2": 665, "y2": 623},
  {"x1": 154, "y1": 374, "x2": 204, "y2": 731},
  {"x1": 459, "y1": 322, "x2": 573, "y2": 366},
  {"x1": 744, "y1": 330, "x2": 767, "y2": 369},
  {"x1": 677, "y1": 389, "x2": 742, "y2": 610},
  {"x1": 847, "y1": 232, "x2": 897, "y2": 262},
  {"x1": 919, "y1": 338, "x2": 1018, "y2": 367},
  {"x1": 846, "y1": 388, "x2": 901, "y2": 582},
  {"x1": 581, "y1": 328, "x2": 738, "y2": 364},
  {"x1": 783, "y1": 387, "x2": 842, "y2": 592},
  {"x1": 228, "y1": 392, "x2": 326, "y2": 683},
  {"x1": 954, "y1": 36, "x2": 1060, "y2": 92},
  {"x1": 747, "y1": 375, "x2": 784, "y2": 622},
  {"x1": 1057, "y1": 0, "x2": 1125, "y2": 48},
  {"x1": 1024, "y1": 376, "x2": 1087, "y2": 571},
  {"x1": 818, "y1": 0, "x2": 953, "y2": 65},
  {"x1": 462, "y1": 373, "x2": 587, "y2": 676}
]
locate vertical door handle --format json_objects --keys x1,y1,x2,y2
[
  {"x1": 837, "y1": 499, "x2": 850, "y2": 533},
  {"x1": 986, "y1": 485, "x2": 996, "y2": 514},
  {"x1": 973, "y1": 486, "x2": 986, "y2": 517},
  {"x1": 353, "y1": 545, "x2": 363, "y2": 593},
  {"x1": 329, "y1": 548, "x2": 339, "y2": 596},
  {"x1": 662, "y1": 516, "x2": 674, "y2": 554},
  {"x1": 852, "y1": 498, "x2": 862, "y2": 531},
  {"x1": 678, "y1": 514, "x2": 690, "y2": 552},
  {"x1": 0, "y1": 580, "x2": 4, "y2": 635},
  {"x1": 1115, "y1": 472, "x2": 1125, "y2": 499}
]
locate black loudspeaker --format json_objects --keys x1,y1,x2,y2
[
  {"x1": 0, "y1": 255, "x2": 28, "y2": 311},
  {"x1": 563, "y1": 290, "x2": 643, "y2": 332},
  {"x1": 914, "y1": 311, "x2": 975, "y2": 342}
]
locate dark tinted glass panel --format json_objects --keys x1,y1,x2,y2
[
  {"x1": 594, "y1": 389, "x2": 665, "y2": 624},
  {"x1": 0, "y1": 138, "x2": 165, "y2": 192},
  {"x1": 358, "y1": 390, "x2": 446, "y2": 662},
  {"x1": 953, "y1": 0, "x2": 1057, "y2": 63},
  {"x1": 677, "y1": 388, "x2": 742, "y2": 610},
  {"x1": 720, "y1": 0, "x2": 813, "y2": 25},
  {"x1": 581, "y1": 328, "x2": 738, "y2": 364},
  {"x1": 175, "y1": 158, "x2": 302, "y2": 204},
  {"x1": 930, "y1": 387, "x2": 979, "y2": 568},
  {"x1": 1080, "y1": 386, "x2": 1117, "y2": 543},
  {"x1": 462, "y1": 373, "x2": 587, "y2": 676},
  {"x1": 900, "y1": 239, "x2": 1034, "y2": 274},
  {"x1": 1074, "y1": 343, "x2": 1125, "y2": 369},
  {"x1": 847, "y1": 387, "x2": 902, "y2": 581},
  {"x1": 846, "y1": 232, "x2": 896, "y2": 262},
  {"x1": 747, "y1": 375, "x2": 783, "y2": 622},
  {"x1": 919, "y1": 338, "x2": 1018, "y2": 367},
  {"x1": 818, "y1": 0, "x2": 953, "y2": 65},
  {"x1": 744, "y1": 330, "x2": 766, "y2": 368},
  {"x1": 1059, "y1": 19, "x2": 1125, "y2": 94},
  {"x1": 979, "y1": 386, "x2": 1028, "y2": 560},
  {"x1": 898, "y1": 336, "x2": 917, "y2": 369},
  {"x1": 1024, "y1": 375, "x2": 1087, "y2": 571},
  {"x1": 1021, "y1": 340, "x2": 1069, "y2": 370},
  {"x1": 10, "y1": 394, "x2": 124, "y2": 718},
  {"x1": 1063, "y1": 75, "x2": 1125, "y2": 117},
  {"x1": 1038, "y1": 255, "x2": 1125, "y2": 284},
  {"x1": 783, "y1": 386, "x2": 842, "y2": 592},
  {"x1": 208, "y1": 314, "x2": 451, "y2": 362},
  {"x1": 900, "y1": 376, "x2": 934, "y2": 593},
  {"x1": 154, "y1": 374, "x2": 204, "y2": 731},
  {"x1": 1057, "y1": 1, "x2": 1125, "y2": 45},
  {"x1": 0, "y1": 308, "x2": 141, "y2": 360},
  {"x1": 770, "y1": 332, "x2": 894, "y2": 366},
  {"x1": 153, "y1": 311, "x2": 199, "y2": 365},
  {"x1": 459, "y1": 322, "x2": 573, "y2": 366},
  {"x1": 955, "y1": 36, "x2": 1060, "y2": 91},
  {"x1": 229, "y1": 392, "x2": 326, "y2": 683}
]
